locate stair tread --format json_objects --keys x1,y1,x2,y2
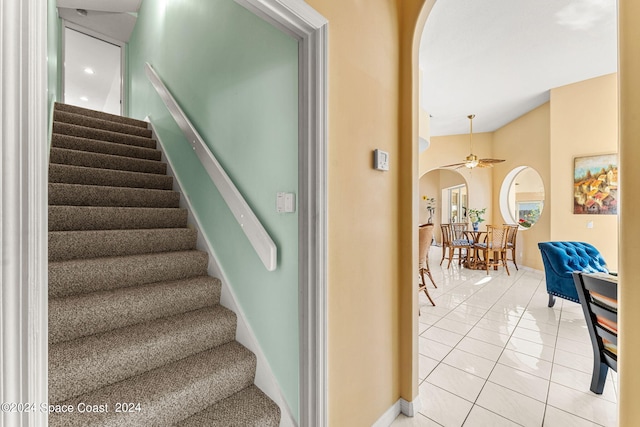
[
  {"x1": 49, "y1": 275, "x2": 221, "y2": 344},
  {"x1": 50, "y1": 147, "x2": 166, "y2": 175},
  {"x1": 49, "y1": 228, "x2": 198, "y2": 261},
  {"x1": 53, "y1": 121, "x2": 156, "y2": 149},
  {"x1": 50, "y1": 305, "x2": 238, "y2": 403},
  {"x1": 54, "y1": 102, "x2": 148, "y2": 128},
  {"x1": 49, "y1": 205, "x2": 188, "y2": 231},
  {"x1": 49, "y1": 182, "x2": 181, "y2": 208},
  {"x1": 49, "y1": 341, "x2": 256, "y2": 426},
  {"x1": 54, "y1": 110, "x2": 152, "y2": 138},
  {"x1": 177, "y1": 385, "x2": 280, "y2": 427},
  {"x1": 49, "y1": 163, "x2": 173, "y2": 190},
  {"x1": 49, "y1": 250, "x2": 210, "y2": 298},
  {"x1": 51, "y1": 133, "x2": 162, "y2": 161}
]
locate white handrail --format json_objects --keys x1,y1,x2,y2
[{"x1": 145, "y1": 62, "x2": 277, "y2": 271}]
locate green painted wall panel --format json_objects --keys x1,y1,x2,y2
[{"x1": 128, "y1": 0, "x2": 299, "y2": 419}]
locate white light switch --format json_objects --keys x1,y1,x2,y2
[
  {"x1": 277, "y1": 192, "x2": 296, "y2": 213},
  {"x1": 373, "y1": 149, "x2": 389, "y2": 171}
]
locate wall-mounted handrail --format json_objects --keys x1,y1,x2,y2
[{"x1": 144, "y1": 62, "x2": 277, "y2": 271}]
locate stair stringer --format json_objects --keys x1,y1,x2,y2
[{"x1": 147, "y1": 120, "x2": 297, "y2": 427}]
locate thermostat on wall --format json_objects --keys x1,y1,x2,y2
[{"x1": 373, "y1": 149, "x2": 389, "y2": 171}]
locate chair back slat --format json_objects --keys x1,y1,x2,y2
[
  {"x1": 452, "y1": 223, "x2": 468, "y2": 241},
  {"x1": 440, "y1": 224, "x2": 452, "y2": 246},
  {"x1": 486, "y1": 225, "x2": 509, "y2": 249},
  {"x1": 505, "y1": 224, "x2": 518, "y2": 245},
  {"x1": 418, "y1": 225, "x2": 434, "y2": 269},
  {"x1": 572, "y1": 271, "x2": 618, "y2": 392}
]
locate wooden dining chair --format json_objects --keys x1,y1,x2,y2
[
  {"x1": 440, "y1": 223, "x2": 471, "y2": 268},
  {"x1": 474, "y1": 224, "x2": 510, "y2": 275},
  {"x1": 418, "y1": 224, "x2": 436, "y2": 306},
  {"x1": 572, "y1": 272, "x2": 618, "y2": 394},
  {"x1": 504, "y1": 224, "x2": 519, "y2": 271}
]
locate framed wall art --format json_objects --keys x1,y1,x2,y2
[{"x1": 573, "y1": 153, "x2": 618, "y2": 215}]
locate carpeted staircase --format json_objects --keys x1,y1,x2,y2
[{"x1": 48, "y1": 102, "x2": 281, "y2": 426}]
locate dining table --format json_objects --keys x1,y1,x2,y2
[{"x1": 463, "y1": 230, "x2": 487, "y2": 270}]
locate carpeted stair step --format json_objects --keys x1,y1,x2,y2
[
  {"x1": 49, "y1": 276, "x2": 221, "y2": 344},
  {"x1": 49, "y1": 341, "x2": 256, "y2": 426},
  {"x1": 49, "y1": 228, "x2": 198, "y2": 262},
  {"x1": 49, "y1": 206, "x2": 188, "y2": 231},
  {"x1": 49, "y1": 183, "x2": 180, "y2": 208},
  {"x1": 177, "y1": 385, "x2": 281, "y2": 427},
  {"x1": 50, "y1": 147, "x2": 166, "y2": 175},
  {"x1": 54, "y1": 110, "x2": 153, "y2": 138},
  {"x1": 49, "y1": 250, "x2": 210, "y2": 298},
  {"x1": 53, "y1": 121, "x2": 156, "y2": 149},
  {"x1": 49, "y1": 305, "x2": 238, "y2": 403},
  {"x1": 55, "y1": 102, "x2": 148, "y2": 129},
  {"x1": 49, "y1": 164, "x2": 173, "y2": 190},
  {"x1": 51, "y1": 133, "x2": 162, "y2": 161}
]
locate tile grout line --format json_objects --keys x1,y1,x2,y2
[{"x1": 422, "y1": 262, "x2": 548, "y2": 425}]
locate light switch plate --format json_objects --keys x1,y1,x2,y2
[
  {"x1": 277, "y1": 192, "x2": 296, "y2": 213},
  {"x1": 374, "y1": 149, "x2": 389, "y2": 171}
]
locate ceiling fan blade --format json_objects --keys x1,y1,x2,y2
[
  {"x1": 479, "y1": 158, "x2": 505, "y2": 164},
  {"x1": 440, "y1": 161, "x2": 467, "y2": 168}
]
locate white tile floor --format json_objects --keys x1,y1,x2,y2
[{"x1": 393, "y1": 247, "x2": 618, "y2": 427}]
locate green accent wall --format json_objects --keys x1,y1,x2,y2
[{"x1": 127, "y1": 0, "x2": 299, "y2": 418}]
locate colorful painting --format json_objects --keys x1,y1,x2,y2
[{"x1": 574, "y1": 154, "x2": 618, "y2": 215}]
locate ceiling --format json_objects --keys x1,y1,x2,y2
[
  {"x1": 419, "y1": 0, "x2": 617, "y2": 137},
  {"x1": 57, "y1": 0, "x2": 142, "y2": 42}
]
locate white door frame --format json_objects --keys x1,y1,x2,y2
[
  {"x1": 3, "y1": 0, "x2": 327, "y2": 425},
  {"x1": 232, "y1": 1, "x2": 329, "y2": 425},
  {"x1": 1, "y1": 0, "x2": 49, "y2": 426}
]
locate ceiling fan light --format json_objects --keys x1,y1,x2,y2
[{"x1": 465, "y1": 159, "x2": 479, "y2": 168}]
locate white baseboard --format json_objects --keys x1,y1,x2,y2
[
  {"x1": 149, "y1": 120, "x2": 297, "y2": 427},
  {"x1": 373, "y1": 395, "x2": 422, "y2": 427},
  {"x1": 400, "y1": 394, "x2": 422, "y2": 417}
]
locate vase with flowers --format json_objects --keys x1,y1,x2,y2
[
  {"x1": 468, "y1": 207, "x2": 486, "y2": 231},
  {"x1": 422, "y1": 195, "x2": 436, "y2": 224}
]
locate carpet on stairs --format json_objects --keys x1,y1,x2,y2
[{"x1": 48, "y1": 102, "x2": 281, "y2": 426}]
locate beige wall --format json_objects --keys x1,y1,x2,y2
[
  {"x1": 303, "y1": 0, "x2": 427, "y2": 424},
  {"x1": 549, "y1": 74, "x2": 618, "y2": 268},
  {"x1": 618, "y1": 0, "x2": 639, "y2": 423},
  {"x1": 492, "y1": 103, "x2": 551, "y2": 270}
]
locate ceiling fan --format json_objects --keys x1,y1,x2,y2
[{"x1": 441, "y1": 114, "x2": 505, "y2": 169}]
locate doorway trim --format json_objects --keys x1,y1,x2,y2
[
  {"x1": 232, "y1": 0, "x2": 328, "y2": 425},
  {"x1": 0, "y1": 0, "x2": 48, "y2": 425}
]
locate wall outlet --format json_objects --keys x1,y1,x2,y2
[{"x1": 587, "y1": 221, "x2": 594, "y2": 229}]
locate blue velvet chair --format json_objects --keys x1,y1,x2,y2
[{"x1": 537, "y1": 242, "x2": 610, "y2": 307}]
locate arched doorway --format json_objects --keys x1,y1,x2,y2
[
  {"x1": 404, "y1": 2, "x2": 624, "y2": 426},
  {"x1": 419, "y1": 168, "x2": 469, "y2": 245}
]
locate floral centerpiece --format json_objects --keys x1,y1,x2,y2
[
  {"x1": 468, "y1": 207, "x2": 486, "y2": 231},
  {"x1": 422, "y1": 195, "x2": 436, "y2": 224}
]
